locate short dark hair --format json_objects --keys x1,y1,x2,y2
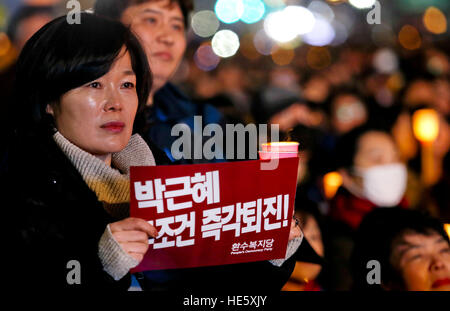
[
  {"x1": 13, "y1": 13, "x2": 151, "y2": 134},
  {"x1": 334, "y1": 125, "x2": 391, "y2": 170},
  {"x1": 351, "y1": 208, "x2": 450, "y2": 291},
  {"x1": 6, "y1": 5, "x2": 58, "y2": 44},
  {"x1": 94, "y1": 0, "x2": 193, "y2": 27}
]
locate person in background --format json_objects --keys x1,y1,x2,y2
[
  {"x1": 283, "y1": 200, "x2": 327, "y2": 291},
  {"x1": 327, "y1": 88, "x2": 368, "y2": 136},
  {"x1": 4, "y1": 13, "x2": 158, "y2": 289},
  {"x1": 327, "y1": 125, "x2": 409, "y2": 290},
  {"x1": 351, "y1": 208, "x2": 450, "y2": 291},
  {"x1": 95, "y1": 0, "x2": 225, "y2": 164},
  {"x1": 1, "y1": 5, "x2": 59, "y2": 159}
]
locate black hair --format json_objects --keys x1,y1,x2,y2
[
  {"x1": 351, "y1": 208, "x2": 450, "y2": 291},
  {"x1": 334, "y1": 124, "x2": 391, "y2": 170},
  {"x1": 6, "y1": 5, "x2": 58, "y2": 45},
  {"x1": 13, "y1": 13, "x2": 151, "y2": 134},
  {"x1": 94, "y1": 0, "x2": 193, "y2": 27}
]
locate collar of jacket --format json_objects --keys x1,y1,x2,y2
[{"x1": 151, "y1": 83, "x2": 196, "y2": 122}]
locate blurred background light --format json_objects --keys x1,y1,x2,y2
[
  {"x1": 303, "y1": 18, "x2": 335, "y2": 46},
  {"x1": 308, "y1": 0, "x2": 334, "y2": 22},
  {"x1": 285, "y1": 6, "x2": 316, "y2": 35},
  {"x1": 240, "y1": 0, "x2": 266, "y2": 24},
  {"x1": 330, "y1": 20, "x2": 348, "y2": 46},
  {"x1": 215, "y1": 0, "x2": 244, "y2": 24},
  {"x1": 263, "y1": 0, "x2": 286, "y2": 8},
  {"x1": 212, "y1": 29, "x2": 240, "y2": 58},
  {"x1": 349, "y1": 0, "x2": 376, "y2": 9},
  {"x1": 264, "y1": 6, "x2": 315, "y2": 43},
  {"x1": 253, "y1": 29, "x2": 276, "y2": 55},
  {"x1": 271, "y1": 46, "x2": 295, "y2": 66},
  {"x1": 191, "y1": 10, "x2": 220, "y2": 38},
  {"x1": 372, "y1": 48, "x2": 399, "y2": 74},
  {"x1": 194, "y1": 43, "x2": 221, "y2": 71},
  {"x1": 398, "y1": 25, "x2": 422, "y2": 50},
  {"x1": 423, "y1": 6, "x2": 447, "y2": 35}
]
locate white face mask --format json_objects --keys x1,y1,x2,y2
[{"x1": 354, "y1": 163, "x2": 407, "y2": 207}]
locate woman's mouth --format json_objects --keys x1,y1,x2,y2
[
  {"x1": 101, "y1": 121, "x2": 125, "y2": 133},
  {"x1": 432, "y1": 278, "x2": 450, "y2": 289},
  {"x1": 153, "y1": 51, "x2": 173, "y2": 61}
]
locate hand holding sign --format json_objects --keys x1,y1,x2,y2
[{"x1": 109, "y1": 217, "x2": 158, "y2": 262}]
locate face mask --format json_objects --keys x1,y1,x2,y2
[{"x1": 354, "y1": 163, "x2": 407, "y2": 207}]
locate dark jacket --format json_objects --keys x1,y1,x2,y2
[
  {"x1": 3, "y1": 128, "x2": 131, "y2": 290},
  {"x1": 136, "y1": 83, "x2": 225, "y2": 164}
]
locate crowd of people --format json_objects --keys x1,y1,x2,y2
[{"x1": 0, "y1": 0, "x2": 449, "y2": 292}]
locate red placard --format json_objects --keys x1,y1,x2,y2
[{"x1": 130, "y1": 157, "x2": 299, "y2": 272}]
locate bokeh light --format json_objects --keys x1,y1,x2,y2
[
  {"x1": 263, "y1": 0, "x2": 285, "y2": 8},
  {"x1": 307, "y1": 46, "x2": 332, "y2": 70},
  {"x1": 349, "y1": 0, "x2": 376, "y2": 9},
  {"x1": 191, "y1": 10, "x2": 220, "y2": 38},
  {"x1": 308, "y1": 1, "x2": 335, "y2": 22},
  {"x1": 412, "y1": 109, "x2": 440, "y2": 143},
  {"x1": 423, "y1": 7, "x2": 447, "y2": 35},
  {"x1": 271, "y1": 47, "x2": 295, "y2": 66},
  {"x1": 264, "y1": 6, "x2": 315, "y2": 43},
  {"x1": 240, "y1": 33, "x2": 262, "y2": 60},
  {"x1": 330, "y1": 21, "x2": 348, "y2": 46},
  {"x1": 194, "y1": 43, "x2": 221, "y2": 71},
  {"x1": 215, "y1": 0, "x2": 244, "y2": 24},
  {"x1": 241, "y1": 0, "x2": 266, "y2": 24},
  {"x1": 212, "y1": 29, "x2": 240, "y2": 58},
  {"x1": 303, "y1": 18, "x2": 335, "y2": 46},
  {"x1": 398, "y1": 25, "x2": 422, "y2": 50},
  {"x1": 373, "y1": 48, "x2": 399, "y2": 74},
  {"x1": 323, "y1": 171, "x2": 343, "y2": 199},
  {"x1": 253, "y1": 29, "x2": 276, "y2": 55}
]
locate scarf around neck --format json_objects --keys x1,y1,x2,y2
[{"x1": 53, "y1": 131, "x2": 156, "y2": 218}]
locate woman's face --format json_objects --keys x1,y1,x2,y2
[
  {"x1": 354, "y1": 131, "x2": 399, "y2": 169},
  {"x1": 391, "y1": 233, "x2": 450, "y2": 291},
  {"x1": 121, "y1": 0, "x2": 186, "y2": 98},
  {"x1": 48, "y1": 51, "x2": 138, "y2": 162}
]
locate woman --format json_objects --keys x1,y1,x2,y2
[
  {"x1": 327, "y1": 125, "x2": 409, "y2": 290},
  {"x1": 352, "y1": 208, "x2": 450, "y2": 291},
  {"x1": 4, "y1": 13, "x2": 157, "y2": 289}
]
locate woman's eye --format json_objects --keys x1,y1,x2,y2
[
  {"x1": 172, "y1": 24, "x2": 184, "y2": 32},
  {"x1": 123, "y1": 82, "x2": 135, "y2": 89},
  {"x1": 145, "y1": 17, "x2": 157, "y2": 24},
  {"x1": 440, "y1": 248, "x2": 450, "y2": 255},
  {"x1": 88, "y1": 82, "x2": 101, "y2": 88}
]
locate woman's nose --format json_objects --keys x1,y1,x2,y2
[
  {"x1": 104, "y1": 90, "x2": 123, "y2": 111},
  {"x1": 157, "y1": 25, "x2": 174, "y2": 45},
  {"x1": 430, "y1": 254, "x2": 447, "y2": 272}
]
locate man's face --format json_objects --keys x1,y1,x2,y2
[
  {"x1": 391, "y1": 233, "x2": 450, "y2": 291},
  {"x1": 121, "y1": 0, "x2": 187, "y2": 100}
]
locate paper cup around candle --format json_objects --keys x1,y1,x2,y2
[
  {"x1": 262, "y1": 142, "x2": 299, "y2": 153},
  {"x1": 258, "y1": 151, "x2": 299, "y2": 160}
]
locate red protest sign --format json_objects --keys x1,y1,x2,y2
[{"x1": 129, "y1": 157, "x2": 299, "y2": 272}]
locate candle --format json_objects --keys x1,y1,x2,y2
[
  {"x1": 412, "y1": 109, "x2": 440, "y2": 186},
  {"x1": 259, "y1": 142, "x2": 299, "y2": 160}
]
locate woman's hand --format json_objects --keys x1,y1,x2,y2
[{"x1": 109, "y1": 217, "x2": 158, "y2": 262}]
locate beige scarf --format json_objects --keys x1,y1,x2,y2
[{"x1": 53, "y1": 131, "x2": 156, "y2": 219}]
